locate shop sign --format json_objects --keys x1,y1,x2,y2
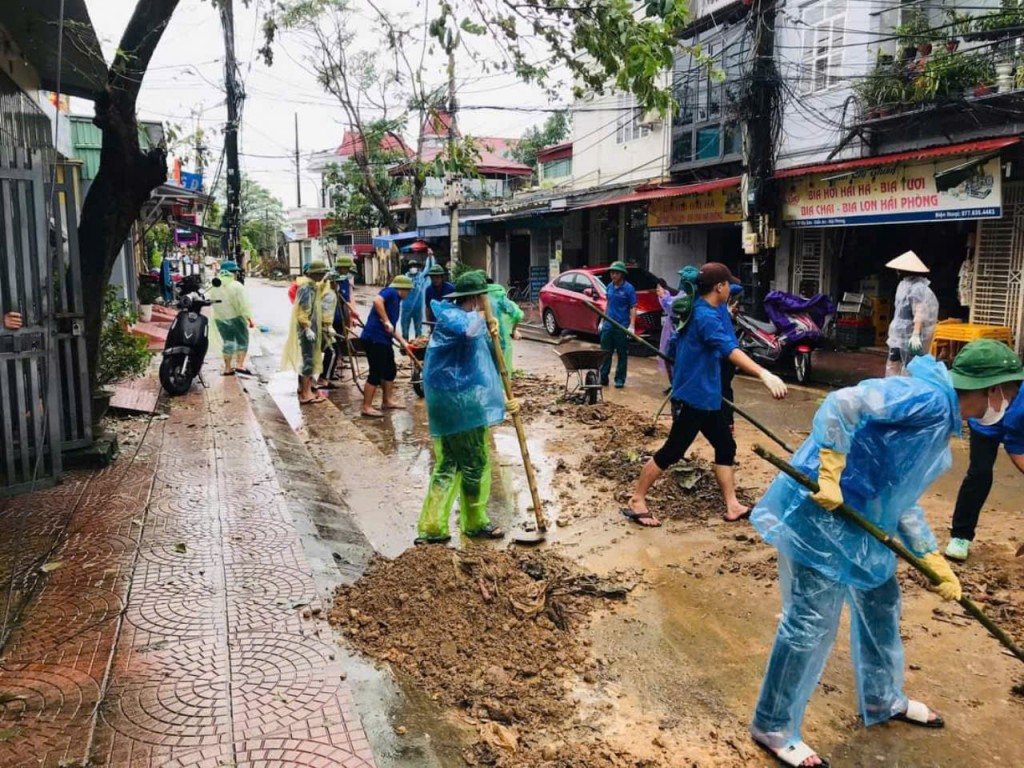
[
  {"x1": 781, "y1": 156, "x2": 1002, "y2": 228},
  {"x1": 647, "y1": 185, "x2": 743, "y2": 228}
]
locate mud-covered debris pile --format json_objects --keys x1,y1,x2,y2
[
  {"x1": 330, "y1": 546, "x2": 630, "y2": 730},
  {"x1": 511, "y1": 373, "x2": 559, "y2": 421},
  {"x1": 465, "y1": 734, "x2": 666, "y2": 767},
  {"x1": 582, "y1": 450, "x2": 752, "y2": 521}
]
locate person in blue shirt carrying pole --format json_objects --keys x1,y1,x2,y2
[
  {"x1": 600, "y1": 261, "x2": 638, "y2": 388},
  {"x1": 625, "y1": 263, "x2": 788, "y2": 528}
]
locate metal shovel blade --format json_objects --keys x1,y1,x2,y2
[{"x1": 511, "y1": 528, "x2": 546, "y2": 546}]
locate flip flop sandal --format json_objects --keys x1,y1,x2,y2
[
  {"x1": 361, "y1": 410, "x2": 384, "y2": 418},
  {"x1": 222, "y1": 370, "x2": 236, "y2": 376},
  {"x1": 464, "y1": 524, "x2": 505, "y2": 539},
  {"x1": 891, "y1": 700, "x2": 944, "y2": 729},
  {"x1": 723, "y1": 509, "x2": 752, "y2": 522},
  {"x1": 621, "y1": 508, "x2": 662, "y2": 527},
  {"x1": 299, "y1": 396, "x2": 326, "y2": 405},
  {"x1": 754, "y1": 738, "x2": 830, "y2": 768},
  {"x1": 414, "y1": 535, "x2": 452, "y2": 545},
  {"x1": 234, "y1": 368, "x2": 255, "y2": 376}
]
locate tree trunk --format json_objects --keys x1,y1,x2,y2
[{"x1": 78, "y1": 0, "x2": 180, "y2": 391}]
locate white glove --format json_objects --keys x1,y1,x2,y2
[
  {"x1": 759, "y1": 369, "x2": 788, "y2": 399},
  {"x1": 908, "y1": 334, "x2": 923, "y2": 355},
  {"x1": 303, "y1": 327, "x2": 316, "y2": 342}
]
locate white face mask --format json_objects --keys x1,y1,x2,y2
[
  {"x1": 978, "y1": 386, "x2": 1009, "y2": 426},
  {"x1": 409, "y1": 267, "x2": 419, "y2": 275}
]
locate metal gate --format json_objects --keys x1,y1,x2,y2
[
  {"x1": 0, "y1": 149, "x2": 63, "y2": 494},
  {"x1": 972, "y1": 182, "x2": 1024, "y2": 353}
]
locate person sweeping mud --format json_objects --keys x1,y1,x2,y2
[
  {"x1": 625, "y1": 262, "x2": 788, "y2": 527},
  {"x1": 416, "y1": 270, "x2": 514, "y2": 544},
  {"x1": 748, "y1": 340, "x2": 1024, "y2": 768}
]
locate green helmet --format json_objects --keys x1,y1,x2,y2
[{"x1": 390, "y1": 274, "x2": 414, "y2": 290}]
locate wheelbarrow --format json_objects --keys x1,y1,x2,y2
[
  {"x1": 555, "y1": 346, "x2": 610, "y2": 405},
  {"x1": 409, "y1": 339, "x2": 428, "y2": 398}
]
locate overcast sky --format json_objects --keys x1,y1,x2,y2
[{"x1": 81, "y1": 0, "x2": 563, "y2": 210}]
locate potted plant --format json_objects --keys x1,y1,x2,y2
[
  {"x1": 944, "y1": 10, "x2": 973, "y2": 51},
  {"x1": 94, "y1": 288, "x2": 153, "y2": 425},
  {"x1": 896, "y1": 8, "x2": 930, "y2": 59},
  {"x1": 970, "y1": 1, "x2": 1024, "y2": 41},
  {"x1": 136, "y1": 276, "x2": 160, "y2": 322}
]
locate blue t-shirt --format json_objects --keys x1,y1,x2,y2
[
  {"x1": 969, "y1": 389, "x2": 1024, "y2": 454},
  {"x1": 671, "y1": 297, "x2": 739, "y2": 410},
  {"x1": 604, "y1": 280, "x2": 637, "y2": 326},
  {"x1": 425, "y1": 281, "x2": 455, "y2": 306},
  {"x1": 361, "y1": 287, "x2": 401, "y2": 345},
  {"x1": 337, "y1": 278, "x2": 352, "y2": 303}
]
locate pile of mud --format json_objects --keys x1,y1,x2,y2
[
  {"x1": 583, "y1": 449, "x2": 752, "y2": 521},
  {"x1": 330, "y1": 546, "x2": 647, "y2": 765},
  {"x1": 511, "y1": 373, "x2": 560, "y2": 421}
]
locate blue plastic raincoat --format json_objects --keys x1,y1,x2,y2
[
  {"x1": 400, "y1": 268, "x2": 427, "y2": 338},
  {"x1": 750, "y1": 355, "x2": 959, "y2": 750},
  {"x1": 752, "y1": 355, "x2": 956, "y2": 590},
  {"x1": 423, "y1": 300, "x2": 505, "y2": 438}
]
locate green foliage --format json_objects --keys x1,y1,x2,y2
[
  {"x1": 96, "y1": 287, "x2": 153, "y2": 389},
  {"x1": 266, "y1": 0, "x2": 691, "y2": 116},
  {"x1": 450, "y1": 260, "x2": 475, "y2": 281},
  {"x1": 137, "y1": 278, "x2": 160, "y2": 305},
  {"x1": 509, "y1": 112, "x2": 570, "y2": 170},
  {"x1": 143, "y1": 222, "x2": 173, "y2": 265}
]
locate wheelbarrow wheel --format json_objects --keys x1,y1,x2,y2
[
  {"x1": 584, "y1": 371, "x2": 599, "y2": 405},
  {"x1": 412, "y1": 371, "x2": 425, "y2": 398}
]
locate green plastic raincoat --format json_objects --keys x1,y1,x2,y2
[
  {"x1": 487, "y1": 283, "x2": 524, "y2": 372},
  {"x1": 208, "y1": 273, "x2": 252, "y2": 355}
]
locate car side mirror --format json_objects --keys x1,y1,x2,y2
[{"x1": 583, "y1": 288, "x2": 594, "y2": 298}]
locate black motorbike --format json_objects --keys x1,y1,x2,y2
[{"x1": 159, "y1": 275, "x2": 212, "y2": 396}]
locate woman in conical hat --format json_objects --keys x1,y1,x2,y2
[{"x1": 884, "y1": 250, "x2": 939, "y2": 377}]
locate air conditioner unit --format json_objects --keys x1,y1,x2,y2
[{"x1": 639, "y1": 111, "x2": 662, "y2": 129}]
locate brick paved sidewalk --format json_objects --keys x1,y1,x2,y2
[{"x1": 0, "y1": 375, "x2": 377, "y2": 768}]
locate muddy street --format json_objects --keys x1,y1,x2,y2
[{"x1": 246, "y1": 278, "x2": 1024, "y2": 768}]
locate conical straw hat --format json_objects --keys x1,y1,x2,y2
[{"x1": 885, "y1": 250, "x2": 929, "y2": 273}]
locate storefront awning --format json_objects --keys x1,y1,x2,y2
[
  {"x1": 371, "y1": 231, "x2": 419, "y2": 249},
  {"x1": 775, "y1": 138, "x2": 1020, "y2": 180},
  {"x1": 571, "y1": 177, "x2": 741, "y2": 211}
]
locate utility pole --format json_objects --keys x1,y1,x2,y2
[
  {"x1": 219, "y1": 0, "x2": 244, "y2": 264},
  {"x1": 742, "y1": 0, "x2": 780, "y2": 317},
  {"x1": 294, "y1": 113, "x2": 302, "y2": 208},
  {"x1": 445, "y1": 37, "x2": 461, "y2": 265}
]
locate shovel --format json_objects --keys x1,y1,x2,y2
[
  {"x1": 482, "y1": 298, "x2": 546, "y2": 544},
  {"x1": 754, "y1": 444, "x2": 1024, "y2": 665}
]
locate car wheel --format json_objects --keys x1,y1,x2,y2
[{"x1": 543, "y1": 308, "x2": 560, "y2": 337}]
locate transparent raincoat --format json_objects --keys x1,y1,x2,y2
[
  {"x1": 423, "y1": 300, "x2": 505, "y2": 438},
  {"x1": 207, "y1": 272, "x2": 252, "y2": 355},
  {"x1": 752, "y1": 355, "x2": 957, "y2": 589},
  {"x1": 400, "y1": 268, "x2": 427, "y2": 337},
  {"x1": 750, "y1": 355, "x2": 959, "y2": 749},
  {"x1": 281, "y1": 275, "x2": 326, "y2": 377},
  {"x1": 487, "y1": 284, "x2": 525, "y2": 372},
  {"x1": 887, "y1": 276, "x2": 939, "y2": 350}
]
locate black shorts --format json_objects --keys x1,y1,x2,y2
[
  {"x1": 652, "y1": 400, "x2": 736, "y2": 469},
  {"x1": 365, "y1": 340, "x2": 396, "y2": 386}
]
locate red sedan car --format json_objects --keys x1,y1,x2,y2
[{"x1": 538, "y1": 265, "x2": 664, "y2": 340}]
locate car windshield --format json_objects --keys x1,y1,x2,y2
[{"x1": 597, "y1": 268, "x2": 659, "y2": 291}]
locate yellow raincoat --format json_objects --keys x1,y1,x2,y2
[{"x1": 281, "y1": 275, "x2": 327, "y2": 377}]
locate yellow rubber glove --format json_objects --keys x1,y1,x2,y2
[
  {"x1": 921, "y1": 551, "x2": 962, "y2": 601},
  {"x1": 505, "y1": 398, "x2": 521, "y2": 416},
  {"x1": 810, "y1": 448, "x2": 846, "y2": 511}
]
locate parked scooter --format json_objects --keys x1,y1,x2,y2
[
  {"x1": 159, "y1": 275, "x2": 212, "y2": 395},
  {"x1": 734, "y1": 291, "x2": 834, "y2": 384}
]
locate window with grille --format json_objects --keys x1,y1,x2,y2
[
  {"x1": 542, "y1": 157, "x2": 572, "y2": 179},
  {"x1": 616, "y1": 93, "x2": 648, "y2": 144},
  {"x1": 801, "y1": 0, "x2": 845, "y2": 94}
]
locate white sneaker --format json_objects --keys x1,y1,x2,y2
[{"x1": 945, "y1": 538, "x2": 970, "y2": 562}]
